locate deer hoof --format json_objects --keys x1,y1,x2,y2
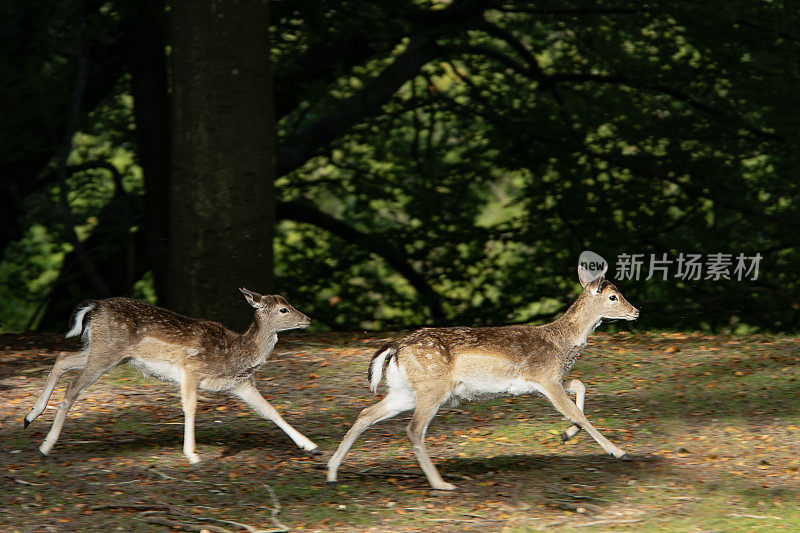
[
  {"x1": 431, "y1": 481, "x2": 458, "y2": 491},
  {"x1": 560, "y1": 432, "x2": 571, "y2": 443},
  {"x1": 617, "y1": 453, "x2": 633, "y2": 462},
  {"x1": 39, "y1": 441, "x2": 54, "y2": 457},
  {"x1": 23, "y1": 417, "x2": 31, "y2": 429},
  {"x1": 307, "y1": 446, "x2": 322, "y2": 456},
  {"x1": 186, "y1": 453, "x2": 201, "y2": 464}
]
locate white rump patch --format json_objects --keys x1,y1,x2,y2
[
  {"x1": 379, "y1": 387, "x2": 417, "y2": 416},
  {"x1": 384, "y1": 357, "x2": 414, "y2": 397}
]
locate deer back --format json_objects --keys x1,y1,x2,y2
[
  {"x1": 86, "y1": 298, "x2": 262, "y2": 382},
  {"x1": 390, "y1": 325, "x2": 567, "y2": 399}
]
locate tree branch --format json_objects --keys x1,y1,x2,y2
[
  {"x1": 546, "y1": 73, "x2": 785, "y2": 143},
  {"x1": 276, "y1": 200, "x2": 446, "y2": 324},
  {"x1": 480, "y1": 18, "x2": 547, "y2": 80},
  {"x1": 274, "y1": 35, "x2": 377, "y2": 120},
  {"x1": 443, "y1": 29, "x2": 784, "y2": 144},
  {"x1": 276, "y1": 36, "x2": 441, "y2": 177},
  {"x1": 597, "y1": 153, "x2": 799, "y2": 230},
  {"x1": 435, "y1": 63, "x2": 796, "y2": 233},
  {"x1": 273, "y1": 0, "x2": 490, "y2": 120},
  {"x1": 441, "y1": 43, "x2": 531, "y2": 78}
]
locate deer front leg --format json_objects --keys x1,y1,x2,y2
[
  {"x1": 234, "y1": 381, "x2": 318, "y2": 453},
  {"x1": 541, "y1": 382, "x2": 627, "y2": 460},
  {"x1": 181, "y1": 373, "x2": 201, "y2": 464},
  {"x1": 561, "y1": 379, "x2": 586, "y2": 442}
]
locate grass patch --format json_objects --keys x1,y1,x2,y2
[{"x1": 2, "y1": 331, "x2": 799, "y2": 530}]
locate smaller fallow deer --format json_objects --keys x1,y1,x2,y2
[
  {"x1": 24, "y1": 288, "x2": 318, "y2": 462},
  {"x1": 327, "y1": 265, "x2": 639, "y2": 490}
]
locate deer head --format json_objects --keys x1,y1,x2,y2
[
  {"x1": 240, "y1": 288, "x2": 311, "y2": 331},
  {"x1": 577, "y1": 265, "x2": 639, "y2": 321}
]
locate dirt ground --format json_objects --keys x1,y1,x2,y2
[{"x1": 1, "y1": 330, "x2": 799, "y2": 532}]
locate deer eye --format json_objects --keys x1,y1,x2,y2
[
  {"x1": 279, "y1": 308, "x2": 289, "y2": 313},
  {"x1": 609, "y1": 295, "x2": 618, "y2": 301}
]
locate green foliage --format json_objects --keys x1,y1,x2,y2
[
  {"x1": 0, "y1": 225, "x2": 68, "y2": 333},
  {"x1": 0, "y1": 90, "x2": 145, "y2": 332},
  {"x1": 272, "y1": 0, "x2": 799, "y2": 331},
  {"x1": 1, "y1": 0, "x2": 798, "y2": 331}
]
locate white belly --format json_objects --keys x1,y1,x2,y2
[
  {"x1": 453, "y1": 374, "x2": 545, "y2": 400},
  {"x1": 130, "y1": 358, "x2": 184, "y2": 383},
  {"x1": 127, "y1": 337, "x2": 198, "y2": 383}
]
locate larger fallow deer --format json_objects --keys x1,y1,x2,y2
[
  {"x1": 24, "y1": 288, "x2": 318, "y2": 462},
  {"x1": 327, "y1": 265, "x2": 639, "y2": 490}
]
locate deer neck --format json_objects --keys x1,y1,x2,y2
[
  {"x1": 239, "y1": 313, "x2": 278, "y2": 365},
  {"x1": 553, "y1": 297, "x2": 603, "y2": 353}
]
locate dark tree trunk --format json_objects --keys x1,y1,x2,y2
[
  {"x1": 123, "y1": 0, "x2": 171, "y2": 304},
  {"x1": 0, "y1": 193, "x2": 23, "y2": 265},
  {"x1": 0, "y1": 2, "x2": 126, "y2": 264},
  {"x1": 168, "y1": 0, "x2": 275, "y2": 331}
]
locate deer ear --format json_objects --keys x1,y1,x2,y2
[
  {"x1": 240, "y1": 287, "x2": 265, "y2": 308},
  {"x1": 588, "y1": 276, "x2": 605, "y2": 294},
  {"x1": 578, "y1": 265, "x2": 596, "y2": 288},
  {"x1": 595, "y1": 263, "x2": 609, "y2": 293},
  {"x1": 578, "y1": 265, "x2": 606, "y2": 293}
]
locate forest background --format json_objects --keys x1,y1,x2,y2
[{"x1": 1, "y1": 0, "x2": 797, "y2": 334}]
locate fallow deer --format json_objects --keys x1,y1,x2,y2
[
  {"x1": 327, "y1": 266, "x2": 639, "y2": 490},
  {"x1": 24, "y1": 288, "x2": 318, "y2": 462}
]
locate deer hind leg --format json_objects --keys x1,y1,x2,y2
[
  {"x1": 561, "y1": 378, "x2": 586, "y2": 442},
  {"x1": 541, "y1": 382, "x2": 627, "y2": 460},
  {"x1": 38, "y1": 351, "x2": 122, "y2": 456},
  {"x1": 327, "y1": 390, "x2": 416, "y2": 483},
  {"x1": 234, "y1": 381, "x2": 319, "y2": 453},
  {"x1": 406, "y1": 391, "x2": 455, "y2": 491},
  {"x1": 25, "y1": 351, "x2": 88, "y2": 428}
]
